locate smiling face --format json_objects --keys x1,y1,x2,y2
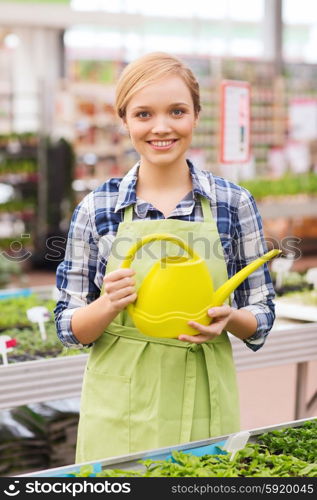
[{"x1": 123, "y1": 76, "x2": 198, "y2": 170}]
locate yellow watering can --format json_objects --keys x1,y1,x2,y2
[{"x1": 120, "y1": 233, "x2": 281, "y2": 339}]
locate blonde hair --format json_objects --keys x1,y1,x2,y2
[{"x1": 115, "y1": 52, "x2": 201, "y2": 119}]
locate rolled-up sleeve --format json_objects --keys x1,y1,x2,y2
[
  {"x1": 54, "y1": 194, "x2": 100, "y2": 348},
  {"x1": 232, "y1": 188, "x2": 276, "y2": 352}
]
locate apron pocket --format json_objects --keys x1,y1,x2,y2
[{"x1": 79, "y1": 368, "x2": 131, "y2": 461}]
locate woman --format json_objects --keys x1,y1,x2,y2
[{"x1": 54, "y1": 52, "x2": 276, "y2": 463}]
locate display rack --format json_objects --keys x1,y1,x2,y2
[
  {"x1": 0, "y1": 134, "x2": 39, "y2": 256},
  {"x1": 284, "y1": 62, "x2": 317, "y2": 103},
  {"x1": 54, "y1": 56, "x2": 288, "y2": 201},
  {"x1": 1, "y1": 322, "x2": 316, "y2": 420},
  {"x1": 53, "y1": 79, "x2": 131, "y2": 205},
  {"x1": 258, "y1": 195, "x2": 317, "y2": 218},
  {"x1": 0, "y1": 88, "x2": 12, "y2": 134}
]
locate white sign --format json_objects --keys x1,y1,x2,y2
[
  {"x1": 271, "y1": 254, "x2": 295, "y2": 289},
  {"x1": 268, "y1": 147, "x2": 287, "y2": 178},
  {"x1": 220, "y1": 80, "x2": 251, "y2": 164},
  {"x1": 27, "y1": 306, "x2": 51, "y2": 341},
  {"x1": 289, "y1": 98, "x2": 317, "y2": 141},
  {"x1": 223, "y1": 430, "x2": 251, "y2": 461},
  {"x1": 306, "y1": 267, "x2": 317, "y2": 289},
  {"x1": 285, "y1": 140, "x2": 310, "y2": 173}
]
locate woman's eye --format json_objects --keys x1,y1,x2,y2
[
  {"x1": 137, "y1": 111, "x2": 150, "y2": 118},
  {"x1": 172, "y1": 109, "x2": 184, "y2": 116}
]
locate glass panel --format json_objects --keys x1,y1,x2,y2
[
  {"x1": 65, "y1": 0, "x2": 264, "y2": 58},
  {"x1": 194, "y1": 1, "x2": 228, "y2": 19},
  {"x1": 283, "y1": 0, "x2": 317, "y2": 62},
  {"x1": 228, "y1": 0, "x2": 264, "y2": 22},
  {"x1": 144, "y1": 19, "x2": 193, "y2": 36},
  {"x1": 71, "y1": 0, "x2": 264, "y2": 21},
  {"x1": 71, "y1": 0, "x2": 123, "y2": 11},
  {"x1": 229, "y1": 38, "x2": 262, "y2": 57},
  {"x1": 283, "y1": 0, "x2": 317, "y2": 24},
  {"x1": 143, "y1": 35, "x2": 192, "y2": 54}
]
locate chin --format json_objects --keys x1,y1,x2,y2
[
  {"x1": 149, "y1": 151, "x2": 186, "y2": 166},
  {"x1": 152, "y1": 157, "x2": 179, "y2": 168}
]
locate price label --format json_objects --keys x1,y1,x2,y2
[
  {"x1": 306, "y1": 267, "x2": 317, "y2": 290},
  {"x1": 271, "y1": 254, "x2": 294, "y2": 289},
  {"x1": 27, "y1": 306, "x2": 51, "y2": 341},
  {"x1": 0, "y1": 335, "x2": 17, "y2": 366}
]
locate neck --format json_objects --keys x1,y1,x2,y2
[{"x1": 137, "y1": 158, "x2": 192, "y2": 192}]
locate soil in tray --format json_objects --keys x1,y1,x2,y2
[
  {"x1": 0, "y1": 323, "x2": 63, "y2": 365},
  {"x1": 275, "y1": 284, "x2": 313, "y2": 296},
  {"x1": 7, "y1": 349, "x2": 63, "y2": 363},
  {"x1": 1, "y1": 323, "x2": 89, "y2": 365}
]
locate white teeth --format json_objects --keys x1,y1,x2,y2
[{"x1": 150, "y1": 140, "x2": 174, "y2": 147}]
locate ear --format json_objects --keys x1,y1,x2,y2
[
  {"x1": 121, "y1": 118, "x2": 130, "y2": 137},
  {"x1": 193, "y1": 114, "x2": 199, "y2": 128},
  {"x1": 121, "y1": 117, "x2": 128, "y2": 131}
]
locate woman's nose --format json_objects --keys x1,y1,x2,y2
[{"x1": 151, "y1": 116, "x2": 172, "y2": 134}]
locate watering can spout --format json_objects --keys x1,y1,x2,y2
[{"x1": 212, "y1": 248, "x2": 281, "y2": 306}]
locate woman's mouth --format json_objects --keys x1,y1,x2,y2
[{"x1": 147, "y1": 139, "x2": 178, "y2": 151}]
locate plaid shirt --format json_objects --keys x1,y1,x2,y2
[{"x1": 54, "y1": 160, "x2": 276, "y2": 352}]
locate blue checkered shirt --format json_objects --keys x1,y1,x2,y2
[{"x1": 54, "y1": 160, "x2": 276, "y2": 352}]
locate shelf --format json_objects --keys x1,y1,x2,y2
[
  {"x1": 229, "y1": 321, "x2": 317, "y2": 372},
  {"x1": 0, "y1": 173, "x2": 38, "y2": 183},
  {"x1": 275, "y1": 300, "x2": 317, "y2": 322},
  {"x1": 258, "y1": 195, "x2": 317, "y2": 219},
  {"x1": 0, "y1": 354, "x2": 87, "y2": 411},
  {"x1": 1, "y1": 322, "x2": 316, "y2": 411}
]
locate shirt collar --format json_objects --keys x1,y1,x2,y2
[
  {"x1": 187, "y1": 159, "x2": 214, "y2": 202},
  {"x1": 114, "y1": 161, "x2": 139, "y2": 213},
  {"x1": 114, "y1": 159, "x2": 213, "y2": 214}
]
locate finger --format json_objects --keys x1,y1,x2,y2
[
  {"x1": 104, "y1": 276, "x2": 135, "y2": 294},
  {"x1": 178, "y1": 334, "x2": 210, "y2": 344},
  {"x1": 186, "y1": 320, "x2": 224, "y2": 339},
  {"x1": 104, "y1": 268, "x2": 135, "y2": 282},
  {"x1": 187, "y1": 321, "x2": 215, "y2": 335},
  {"x1": 116, "y1": 292, "x2": 137, "y2": 308},
  {"x1": 207, "y1": 306, "x2": 232, "y2": 319},
  {"x1": 109, "y1": 286, "x2": 136, "y2": 301}
]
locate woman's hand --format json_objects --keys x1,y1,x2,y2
[
  {"x1": 103, "y1": 268, "x2": 137, "y2": 314},
  {"x1": 178, "y1": 305, "x2": 234, "y2": 344}
]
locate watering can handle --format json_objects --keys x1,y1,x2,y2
[{"x1": 121, "y1": 233, "x2": 201, "y2": 269}]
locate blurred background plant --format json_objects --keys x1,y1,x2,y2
[{"x1": 0, "y1": 256, "x2": 22, "y2": 288}]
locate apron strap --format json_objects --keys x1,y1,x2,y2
[
  {"x1": 179, "y1": 345, "x2": 197, "y2": 443},
  {"x1": 199, "y1": 195, "x2": 213, "y2": 223},
  {"x1": 201, "y1": 344, "x2": 222, "y2": 437},
  {"x1": 123, "y1": 195, "x2": 214, "y2": 223},
  {"x1": 123, "y1": 204, "x2": 134, "y2": 223}
]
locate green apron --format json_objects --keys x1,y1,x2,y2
[{"x1": 75, "y1": 196, "x2": 240, "y2": 463}]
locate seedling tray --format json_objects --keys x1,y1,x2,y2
[{"x1": 17, "y1": 416, "x2": 316, "y2": 477}]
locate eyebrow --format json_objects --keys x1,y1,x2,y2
[{"x1": 131, "y1": 102, "x2": 191, "y2": 111}]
